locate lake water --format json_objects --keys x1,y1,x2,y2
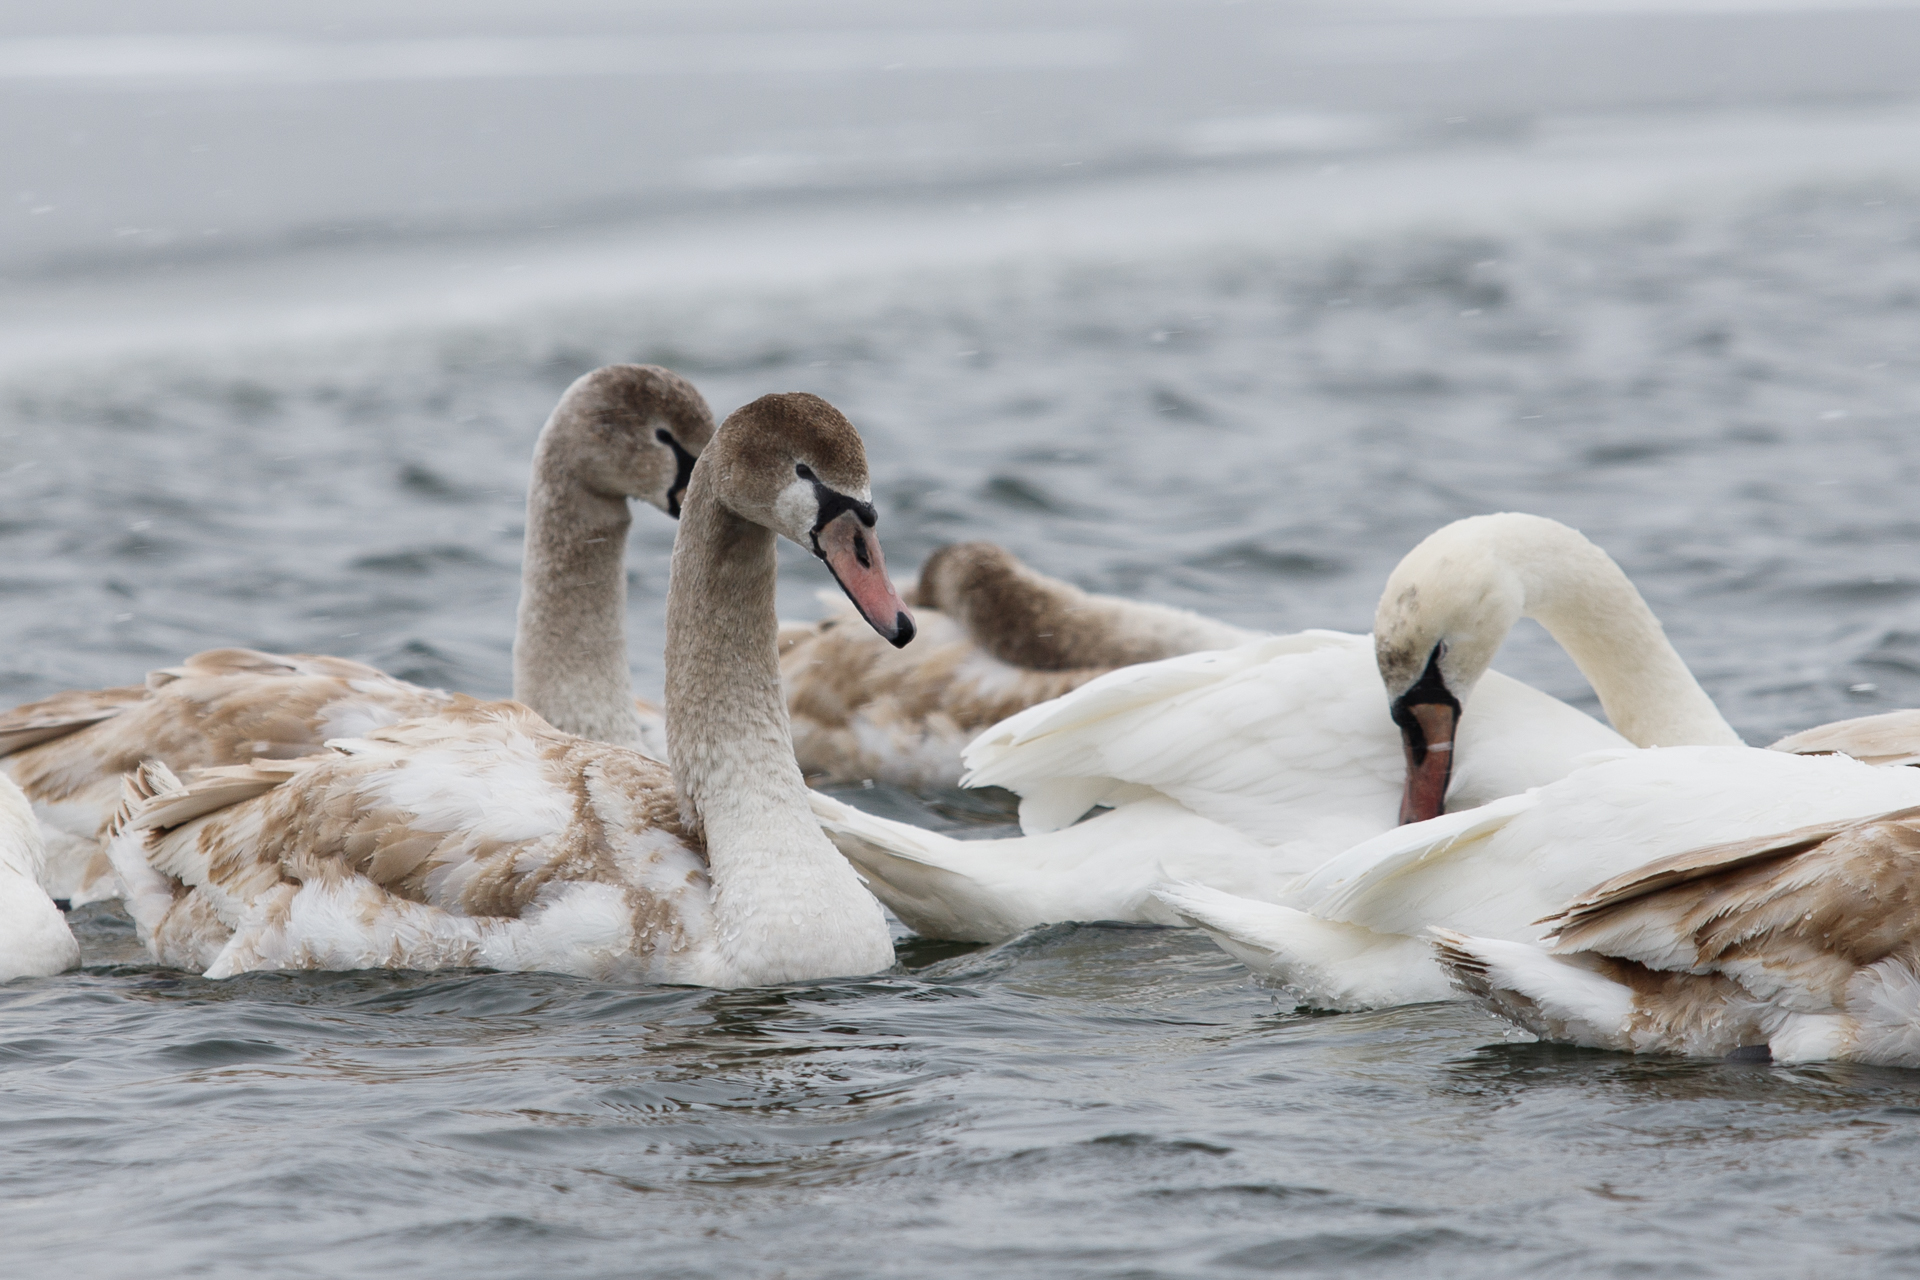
[{"x1": 4, "y1": 1, "x2": 1920, "y2": 1275}]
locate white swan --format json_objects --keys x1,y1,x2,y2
[
  {"x1": 1161, "y1": 746, "x2": 1920, "y2": 1010},
  {"x1": 0, "y1": 364, "x2": 716, "y2": 904},
  {"x1": 782, "y1": 540, "x2": 1258, "y2": 788},
  {"x1": 106, "y1": 392, "x2": 913, "y2": 986},
  {"x1": 1432, "y1": 799, "x2": 1920, "y2": 1066},
  {"x1": 0, "y1": 775, "x2": 79, "y2": 980},
  {"x1": 816, "y1": 514, "x2": 1736, "y2": 942}
]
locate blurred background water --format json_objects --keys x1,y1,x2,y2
[{"x1": 3, "y1": 1, "x2": 1920, "y2": 1275}]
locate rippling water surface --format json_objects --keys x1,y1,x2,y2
[{"x1": 7, "y1": 3, "x2": 1920, "y2": 1272}]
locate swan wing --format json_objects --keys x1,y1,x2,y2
[
  {"x1": 1772, "y1": 709, "x2": 1920, "y2": 767},
  {"x1": 0, "y1": 685, "x2": 146, "y2": 756},
  {"x1": 810, "y1": 790, "x2": 1287, "y2": 943},
  {"x1": 961, "y1": 630, "x2": 1627, "y2": 849},
  {"x1": 1285, "y1": 791, "x2": 1542, "y2": 923},
  {"x1": 110, "y1": 701, "x2": 710, "y2": 978},
  {"x1": 3, "y1": 648, "x2": 454, "y2": 903},
  {"x1": 963, "y1": 632, "x2": 1407, "y2": 843},
  {"x1": 1300, "y1": 747, "x2": 1920, "y2": 946},
  {"x1": 964, "y1": 631, "x2": 1361, "y2": 783},
  {"x1": 1544, "y1": 804, "x2": 1920, "y2": 1006},
  {"x1": 1154, "y1": 880, "x2": 1449, "y2": 1009}
]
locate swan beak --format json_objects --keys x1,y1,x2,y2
[
  {"x1": 817, "y1": 510, "x2": 916, "y2": 648},
  {"x1": 1396, "y1": 700, "x2": 1458, "y2": 825}
]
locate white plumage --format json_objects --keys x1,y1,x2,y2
[
  {"x1": 816, "y1": 630, "x2": 1628, "y2": 942},
  {"x1": 815, "y1": 514, "x2": 1754, "y2": 946},
  {"x1": 0, "y1": 774, "x2": 79, "y2": 981},
  {"x1": 1167, "y1": 746, "x2": 1920, "y2": 1011}
]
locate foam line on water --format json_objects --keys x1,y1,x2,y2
[{"x1": 2, "y1": 103, "x2": 1917, "y2": 380}]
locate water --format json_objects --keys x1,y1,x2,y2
[{"x1": 6, "y1": 1, "x2": 1920, "y2": 1275}]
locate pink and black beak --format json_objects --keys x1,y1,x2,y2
[
  {"x1": 806, "y1": 474, "x2": 915, "y2": 648},
  {"x1": 1390, "y1": 646, "x2": 1461, "y2": 825}
]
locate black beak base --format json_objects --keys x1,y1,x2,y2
[
  {"x1": 1390, "y1": 647, "x2": 1463, "y2": 826},
  {"x1": 656, "y1": 428, "x2": 699, "y2": 519}
]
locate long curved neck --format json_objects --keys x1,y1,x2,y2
[
  {"x1": 1508, "y1": 524, "x2": 1742, "y2": 748},
  {"x1": 931, "y1": 549, "x2": 1257, "y2": 670},
  {"x1": 664, "y1": 485, "x2": 887, "y2": 981},
  {"x1": 512, "y1": 431, "x2": 648, "y2": 748}
]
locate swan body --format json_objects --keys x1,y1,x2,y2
[
  {"x1": 819, "y1": 513, "x2": 1736, "y2": 944},
  {"x1": 783, "y1": 541, "x2": 1258, "y2": 788},
  {"x1": 817, "y1": 629, "x2": 1630, "y2": 942},
  {"x1": 1, "y1": 365, "x2": 715, "y2": 903},
  {"x1": 109, "y1": 392, "x2": 911, "y2": 987},
  {"x1": 2, "y1": 650, "x2": 453, "y2": 905},
  {"x1": 1432, "y1": 803, "x2": 1920, "y2": 1066},
  {"x1": 0, "y1": 775, "x2": 80, "y2": 980},
  {"x1": 1162, "y1": 746, "x2": 1920, "y2": 1011}
]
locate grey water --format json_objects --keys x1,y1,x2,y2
[{"x1": 5, "y1": 1, "x2": 1920, "y2": 1275}]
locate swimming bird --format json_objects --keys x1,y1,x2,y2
[
  {"x1": 0, "y1": 774, "x2": 79, "y2": 981},
  {"x1": 107, "y1": 392, "x2": 913, "y2": 986},
  {"x1": 816, "y1": 513, "x2": 1734, "y2": 943},
  {"x1": 1165, "y1": 745, "x2": 1920, "y2": 1011},
  {"x1": 0, "y1": 364, "x2": 716, "y2": 904},
  {"x1": 1431, "y1": 795, "x2": 1920, "y2": 1066},
  {"x1": 782, "y1": 540, "x2": 1258, "y2": 788}
]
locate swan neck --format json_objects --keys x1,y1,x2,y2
[
  {"x1": 1518, "y1": 546, "x2": 1741, "y2": 748},
  {"x1": 512, "y1": 425, "x2": 648, "y2": 748},
  {"x1": 664, "y1": 483, "x2": 888, "y2": 975}
]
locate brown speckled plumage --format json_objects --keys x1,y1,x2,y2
[
  {"x1": 2, "y1": 649, "x2": 453, "y2": 900},
  {"x1": 783, "y1": 542, "x2": 1255, "y2": 787}
]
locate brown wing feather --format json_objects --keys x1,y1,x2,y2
[
  {"x1": 1541, "y1": 812, "x2": 1881, "y2": 932},
  {"x1": 1548, "y1": 808, "x2": 1920, "y2": 1006},
  {"x1": 1772, "y1": 709, "x2": 1920, "y2": 767},
  {"x1": 129, "y1": 759, "x2": 314, "y2": 833},
  {"x1": 3, "y1": 648, "x2": 452, "y2": 818},
  {"x1": 0, "y1": 685, "x2": 147, "y2": 756},
  {"x1": 125, "y1": 700, "x2": 705, "y2": 974}
]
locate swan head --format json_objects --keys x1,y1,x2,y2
[
  {"x1": 1374, "y1": 518, "x2": 1528, "y2": 825},
  {"x1": 546, "y1": 364, "x2": 716, "y2": 517},
  {"x1": 703, "y1": 392, "x2": 917, "y2": 649}
]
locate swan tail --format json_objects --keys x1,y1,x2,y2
[
  {"x1": 107, "y1": 760, "x2": 184, "y2": 839},
  {"x1": 1152, "y1": 880, "x2": 1448, "y2": 1010},
  {"x1": 1429, "y1": 928, "x2": 1637, "y2": 1050},
  {"x1": 117, "y1": 758, "x2": 305, "y2": 835},
  {"x1": 105, "y1": 764, "x2": 193, "y2": 952},
  {"x1": 809, "y1": 791, "x2": 1021, "y2": 944}
]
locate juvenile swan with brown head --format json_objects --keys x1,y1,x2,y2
[
  {"x1": 0, "y1": 364, "x2": 715, "y2": 905},
  {"x1": 108, "y1": 392, "x2": 911, "y2": 987}
]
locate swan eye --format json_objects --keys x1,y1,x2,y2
[
  {"x1": 795, "y1": 463, "x2": 816, "y2": 481},
  {"x1": 655, "y1": 428, "x2": 673, "y2": 445}
]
